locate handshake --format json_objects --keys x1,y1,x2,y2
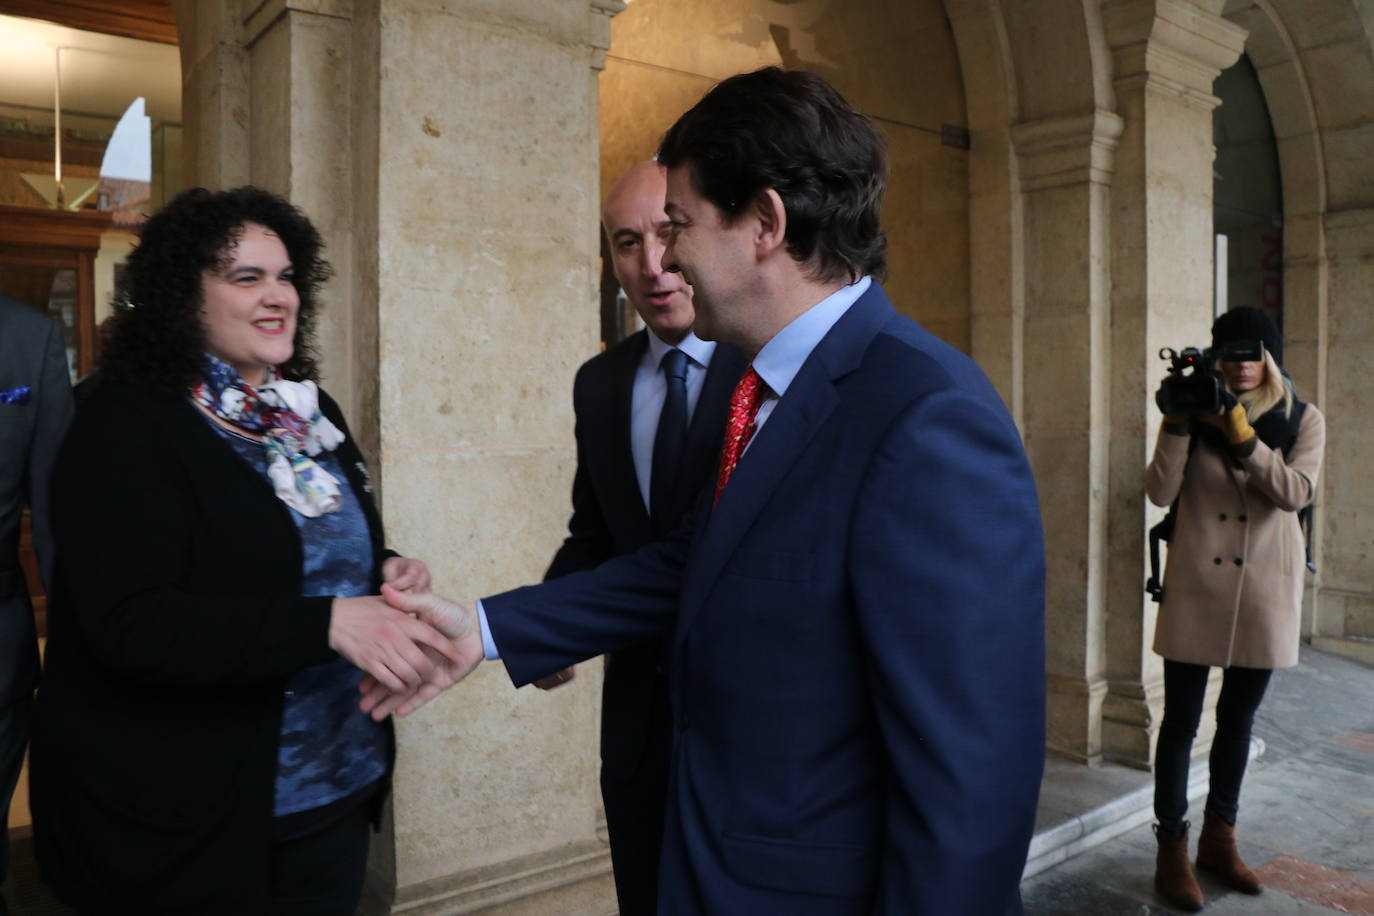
[{"x1": 325, "y1": 557, "x2": 485, "y2": 722}]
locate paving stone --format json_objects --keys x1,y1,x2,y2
[
  {"x1": 1254, "y1": 856, "x2": 1374, "y2": 915},
  {"x1": 1022, "y1": 870, "x2": 1171, "y2": 915}
]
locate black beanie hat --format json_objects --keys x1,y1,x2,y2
[{"x1": 1212, "y1": 306, "x2": 1281, "y2": 366}]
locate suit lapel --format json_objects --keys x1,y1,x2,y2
[
  {"x1": 607, "y1": 331, "x2": 650, "y2": 529},
  {"x1": 675, "y1": 286, "x2": 896, "y2": 639}
]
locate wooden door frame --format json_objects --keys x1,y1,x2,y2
[{"x1": 0, "y1": 205, "x2": 110, "y2": 376}]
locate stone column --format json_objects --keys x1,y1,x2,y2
[
  {"x1": 173, "y1": 1, "x2": 249, "y2": 190},
  {"x1": 240, "y1": 0, "x2": 370, "y2": 452},
  {"x1": 1315, "y1": 208, "x2": 1374, "y2": 645},
  {"x1": 946, "y1": 0, "x2": 1025, "y2": 424},
  {"x1": 1100, "y1": 0, "x2": 1245, "y2": 768},
  {"x1": 173, "y1": 0, "x2": 372, "y2": 453},
  {"x1": 175, "y1": 1, "x2": 625, "y2": 911},
  {"x1": 369, "y1": 1, "x2": 622, "y2": 912},
  {"x1": 1012, "y1": 108, "x2": 1121, "y2": 763}
]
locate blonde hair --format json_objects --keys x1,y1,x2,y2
[{"x1": 1235, "y1": 349, "x2": 1291, "y2": 422}]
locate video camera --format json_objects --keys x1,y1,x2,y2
[{"x1": 1155, "y1": 339, "x2": 1264, "y2": 418}]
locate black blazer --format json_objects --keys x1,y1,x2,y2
[
  {"x1": 31, "y1": 381, "x2": 394, "y2": 915},
  {"x1": 545, "y1": 331, "x2": 744, "y2": 775}
]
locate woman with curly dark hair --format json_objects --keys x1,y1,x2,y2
[{"x1": 30, "y1": 186, "x2": 463, "y2": 915}]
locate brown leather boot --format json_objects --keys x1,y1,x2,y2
[
  {"x1": 1196, "y1": 808, "x2": 1262, "y2": 894},
  {"x1": 1155, "y1": 822, "x2": 1205, "y2": 911}
]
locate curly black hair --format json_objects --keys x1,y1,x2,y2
[{"x1": 98, "y1": 186, "x2": 332, "y2": 391}]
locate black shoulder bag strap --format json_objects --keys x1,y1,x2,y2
[
  {"x1": 1287, "y1": 400, "x2": 1317, "y2": 573},
  {"x1": 1146, "y1": 434, "x2": 1198, "y2": 603}
]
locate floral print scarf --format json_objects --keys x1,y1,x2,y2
[{"x1": 192, "y1": 353, "x2": 345, "y2": 517}]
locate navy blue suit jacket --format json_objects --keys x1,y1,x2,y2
[
  {"x1": 545, "y1": 330, "x2": 745, "y2": 778},
  {"x1": 484, "y1": 283, "x2": 1046, "y2": 914}
]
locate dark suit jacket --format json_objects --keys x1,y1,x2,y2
[
  {"x1": 485, "y1": 284, "x2": 1046, "y2": 915},
  {"x1": 0, "y1": 295, "x2": 72, "y2": 712},
  {"x1": 545, "y1": 330, "x2": 744, "y2": 777},
  {"x1": 31, "y1": 381, "x2": 394, "y2": 915}
]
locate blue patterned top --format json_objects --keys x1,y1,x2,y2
[{"x1": 209, "y1": 421, "x2": 388, "y2": 815}]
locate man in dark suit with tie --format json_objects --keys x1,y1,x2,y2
[
  {"x1": 0, "y1": 294, "x2": 72, "y2": 915},
  {"x1": 538, "y1": 160, "x2": 744, "y2": 915},
  {"x1": 371, "y1": 67, "x2": 1046, "y2": 915}
]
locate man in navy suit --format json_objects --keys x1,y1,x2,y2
[
  {"x1": 371, "y1": 67, "x2": 1046, "y2": 915},
  {"x1": 538, "y1": 160, "x2": 744, "y2": 915},
  {"x1": 0, "y1": 295, "x2": 72, "y2": 916}
]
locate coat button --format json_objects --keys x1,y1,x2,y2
[
  {"x1": 1239, "y1": 514, "x2": 1247, "y2": 522},
  {"x1": 1214, "y1": 557, "x2": 1223, "y2": 565},
  {"x1": 1219, "y1": 513, "x2": 1228, "y2": 521},
  {"x1": 1234, "y1": 558, "x2": 1243, "y2": 566}
]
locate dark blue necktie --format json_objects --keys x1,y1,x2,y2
[{"x1": 650, "y1": 348, "x2": 689, "y2": 534}]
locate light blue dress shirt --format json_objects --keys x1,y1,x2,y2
[{"x1": 477, "y1": 276, "x2": 873, "y2": 660}]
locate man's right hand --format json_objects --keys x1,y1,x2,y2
[
  {"x1": 357, "y1": 584, "x2": 485, "y2": 721},
  {"x1": 328, "y1": 595, "x2": 469, "y2": 694}
]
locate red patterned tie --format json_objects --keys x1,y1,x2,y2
[{"x1": 713, "y1": 367, "x2": 765, "y2": 508}]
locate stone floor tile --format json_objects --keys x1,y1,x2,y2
[
  {"x1": 1330, "y1": 730, "x2": 1374, "y2": 756},
  {"x1": 1022, "y1": 871, "x2": 1171, "y2": 915},
  {"x1": 1254, "y1": 856, "x2": 1374, "y2": 915}
]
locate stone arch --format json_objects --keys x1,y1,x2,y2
[
  {"x1": 946, "y1": 0, "x2": 1122, "y2": 763},
  {"x1": 1224, "y1": 0, "x2": 1374, "y2": 649},
  {"x1": 600, "y1": 0, "x2": 972, "y2": 351},
  {"x1": 1223, "y1": 0, "x2": 1329, "y2": 404},
  {"x1": 943, "y1": 0, "x2": 1116, "y2": 424}
]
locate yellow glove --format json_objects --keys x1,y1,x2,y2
[{"x1": 1198, "y1": 402, "x2": 1255, "y2": 446}]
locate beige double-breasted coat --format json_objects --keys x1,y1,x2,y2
[{"x1": 1145, "y1": 405, "x2": 1325, "y2": 669}]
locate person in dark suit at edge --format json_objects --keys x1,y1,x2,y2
[
  {"x1": 536, "y1": 160, "x2": 745, "y2": 914},
  {"x1": 0, "y1": 294, "x2": 73, "y2": 916},
  {"x1": 365, "y1": 68, "x2": 1047, "y2": 915}
]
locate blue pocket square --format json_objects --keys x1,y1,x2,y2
[{"x1": 0, "y1": 385, "x2": 32, "y2": 405}]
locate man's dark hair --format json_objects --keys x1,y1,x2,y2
[
  {"x1": 98, "y1": 186, "x2": 331, "y2": 392},
  {"x1": 657, "y1": 67, "x2": 888, "y2": 285}
]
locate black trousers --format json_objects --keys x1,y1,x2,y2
[
  {"x1": 267, "y1": 783, "x2": 377, "y2": 916},
  {"x1": 71, "y1": 784, "x2": 377, "y2": 916},
  {"x1": 1154, "y1": 659, "x2": 1272, "y2": 833},
  {"x1": 0, "y1": 697, "x2": 30, "y2": 886},
  {"x1": 601, "y1": 677, "x2": 673, "y2": 916}
]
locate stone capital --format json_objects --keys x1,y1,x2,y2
[
  {"x1": 587, "y1": 0, "x2": 625, "y2": 71},
  {"x1": 1011, "y1": 108, "x2": 1124, "y2": 191},
  {"x1": 241, "y1": 0, "x2": 353, "y2": 47},
  {"x1": 1103, "y1": 0, "x2": 1247, "y2": 104}
]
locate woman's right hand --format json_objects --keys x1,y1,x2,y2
[
  {"x1": 356, "y1": 584, "x2": 486, "y2": 720},
  {"x1": 328, "y1": 596, "x2": 468, "y2": 694}
]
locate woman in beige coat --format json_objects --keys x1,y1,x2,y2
[{"x1": 1144, "y1": 307, "x2": 1324, "y2": 912}]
